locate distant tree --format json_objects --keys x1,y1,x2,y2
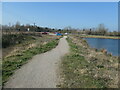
[
  {"x1": 26, "y1": 24, "x2": 30, "y2": 27},
  {"x1": 97, "y1": 24, "x2": 108, "y2": 35},
  {"x1": 113, "y1": 31, "x2": 118, "y2": 36},
  {"x1": 85, "y1": 29, "x2": 92, "y2": 35},
  {"x1": 64, "y1": 26, "x2": 72, "y2": 30},
  {"x1": 15, "y1": 21, "x2": 21, "y2": 31},
  {"x1": 45, "y1": 27, "x2": 48, "y2": 30}
]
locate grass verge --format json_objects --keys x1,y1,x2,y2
[
  {"x1": 2, "y1": 38, "x2": 59, "y2": 85},
  {"x1": 79, "y1": 35, "x2": 120, "y2": 39},
  {"x1": 59, "y1": 37, "x2": 109, "y2": 88}
]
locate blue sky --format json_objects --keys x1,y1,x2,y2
[{"x1": 2, "y1": 2, "x2": 118, "y2": 31}]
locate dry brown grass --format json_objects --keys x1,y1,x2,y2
[{"x1": 60, "y1": 35, "x2": 118, "y2": 88}]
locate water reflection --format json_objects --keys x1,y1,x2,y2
[{"x1": 84, "y1": 38, "x2": 119, "y2": 56}]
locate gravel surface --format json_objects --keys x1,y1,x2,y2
[{"x1": 4, "y1": 36, "x2": 69, "y2": 88}]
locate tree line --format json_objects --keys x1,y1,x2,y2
[
  {"x1": 62, "y1": 24, "x2": 120, "y2": 36},
  {"x1": 81, "y1": 24, "x2": 120, "y2": 36},
  {"x1": 2, "y1": 21, "x2": 59, "y2": 33},
  {"x1": 1, "y1": 22, "x2": 120, "y2": 36}
]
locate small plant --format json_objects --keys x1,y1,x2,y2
[{"x1": 97, "y1": 65, "x2": 104, "y2": 68}]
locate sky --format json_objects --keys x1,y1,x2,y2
[
  {"x1": 1, "y1": 0, "x2": 119, "y2": 2},
  {"x1": 2, "y1": 2, "x2": 118, "y2": 31}
]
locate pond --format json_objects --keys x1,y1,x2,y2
[{"x1": 84, "y1": 38, "x2": 120, "y2": 56}]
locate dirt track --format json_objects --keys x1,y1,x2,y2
[{"x1": 4, "y1": 36, "x2": 69, "y2": 88}]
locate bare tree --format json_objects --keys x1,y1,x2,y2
[
  {"x1": 15, "y1": 21, "x2": 21, "y2": 31},
  {"x1": 97, "y1": 24, "x2": 108, "y2": 35}
]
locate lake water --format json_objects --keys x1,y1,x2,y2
[{"x1": 84, "y1": 38, "x2": 120, "y2": 56}]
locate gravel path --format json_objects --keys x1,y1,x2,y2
[{"x1": 4, "y1": 36, "x2": 69, "y2": 88}]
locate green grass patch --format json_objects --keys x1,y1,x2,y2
[
  {"x1": 60, "y1": 37, "x2": 106, "y2": 88},
  {"x1": 2, "y1": 38, "x2": 59, "y2": 85}
]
